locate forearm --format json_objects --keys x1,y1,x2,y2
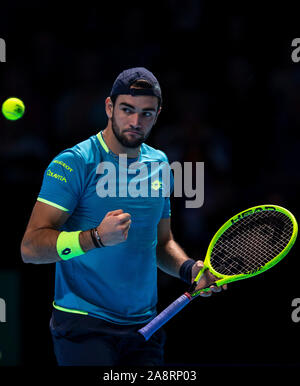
[
  {"x1": 21, "y1": 228, "x2": 94, "y2": 264},
  {"x1": 156, "y1": 239, "x2": 194, "y2": 279}
]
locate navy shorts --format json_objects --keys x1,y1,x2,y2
[{"x1": 49, "y1": 308, "x2": 166, "y2": 366}]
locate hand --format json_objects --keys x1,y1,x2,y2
[
  {"x1": 191, "y1": 260, "x2": 228, "y2": 297},
  {"x1": 96, "y1": 209, "x2": 131, "y2": 246}
]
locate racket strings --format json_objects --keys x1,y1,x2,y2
[{"x1": 210, "y1": 211, "x2": 294, "y2": 276}]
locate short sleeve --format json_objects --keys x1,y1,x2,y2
[{"x1": 37, "y1": 149, "x2": 85, "y2": 213}]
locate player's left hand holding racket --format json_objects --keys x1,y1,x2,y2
[
  {"x1": 191, "y1": 260, "x2": 227, "y2": 297},
  {"x1": 138, "y1": 204, "x2": 298, "y2": 341}
]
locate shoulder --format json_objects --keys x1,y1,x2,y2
[
  {"x1": 52, "y1": 134, "x2": 101, "y2": 167},
  {"x1": 141, "y1": 143, "x2": 169, "y2": 163}
]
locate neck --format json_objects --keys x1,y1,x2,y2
[{"x1": 102, "y1": 123, "x2": 141, "y2": 158}]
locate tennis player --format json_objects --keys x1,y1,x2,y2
[{"x1": 21, "y1": 67, "x2": 225, "y2": 366}]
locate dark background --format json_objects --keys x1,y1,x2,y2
[{"x1": 0, "y1": 0, "x2": 299, "y2": 372}]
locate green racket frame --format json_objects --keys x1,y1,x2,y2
[
  {"x1": 138, "y1": 204, "x2": 298, "y2": 340},
  {"x1": 192, "y1": 204, "x2": 298, "y2": 297}
]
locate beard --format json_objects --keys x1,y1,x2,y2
[{"x1": 111, "y1": 114, "x2": 150, "y2": 149}]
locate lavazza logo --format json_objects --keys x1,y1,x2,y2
[{"x1": 0, "y1": 38, "x2": 6, "y2": 62}]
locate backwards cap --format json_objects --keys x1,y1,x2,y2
[{"x1": 110, "y1": 67, "x2": 162, "y2": 102}]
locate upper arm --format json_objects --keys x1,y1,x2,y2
[
  {"x1": 157, "y1": 217, "x2": 173, "y2": 247},
  {"x1": 21, "y1": 200, "x2": 70, "y2": 263},
  {"x1": 24, "y1": 200, "x2": 70, "y2": 235}
]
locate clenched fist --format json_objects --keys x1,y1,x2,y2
[{"x1": 97, "y1": 209, "x2": 131, "y2": 246}]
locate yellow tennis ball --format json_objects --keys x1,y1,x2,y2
[{"x1": 2, "y1": 97, "x2": 25, "y2": 120}]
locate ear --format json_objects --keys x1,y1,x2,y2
[
  {"x1": 153, "y1": 106, "x2": 162, "y2": 125},
  {"x1": 105, "y1": 97, "x2": 114, "y2": 119}
]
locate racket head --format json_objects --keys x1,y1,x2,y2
[{"x1": 192, "y1": 204, "x2": 298, "y2": 296}]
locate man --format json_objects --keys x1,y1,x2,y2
[{"x1": 21, "y1": 67, "x2": 225, "y2": 366}]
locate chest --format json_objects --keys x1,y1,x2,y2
[{"x1": 75, "y1": 161, "x2": 170, "y2": 227}]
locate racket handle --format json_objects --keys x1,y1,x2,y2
[{"x1": 138, "y1": 293, "x2": 192, "y2": 341}]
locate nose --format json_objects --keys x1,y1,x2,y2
[{"x1": 129, "y1": 113, "x2": 141, "y2": 129}]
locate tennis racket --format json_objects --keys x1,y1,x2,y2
[{"x1": 138, "y1": 204, "x2": 298, "y2": 340}]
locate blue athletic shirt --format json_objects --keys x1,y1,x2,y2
[{"x1": 38, "y1": 131, "x2": 173, "y2": 324}]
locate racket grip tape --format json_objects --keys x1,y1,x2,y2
[{"x1": 138, "y1": 293, "x2": 192, "y2": 341}]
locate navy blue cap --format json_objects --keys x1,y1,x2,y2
[{"x1": 110, "y1": 67, "x2": 162, "y2": 102}]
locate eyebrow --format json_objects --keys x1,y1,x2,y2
[{"x1": 119, "y1": 102, "x2": 157, "y2": 112}]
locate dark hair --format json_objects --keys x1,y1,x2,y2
[
  {"x1": 131, "y1": 79, "x2": 154, "y2": 89},
  {"x1": 110, "y1": 79, "x2": 161, "y2": 111}
]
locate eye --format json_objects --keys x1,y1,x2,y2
[
  {"x1": 122, "y1": 107, "x2": 132, "y2": 114},
  {"x1": 143, "y1": 111, "x2": 154, "y2": 118}
]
